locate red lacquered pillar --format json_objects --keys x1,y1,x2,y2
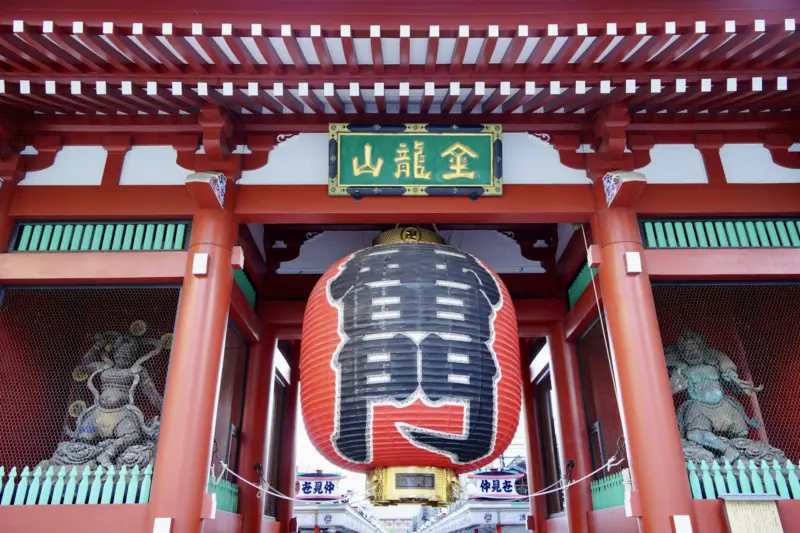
[
  {"x1": 520, "y1": 341, "x2": 547, "y2": 533},
  {"x1": 547, "y1": 323, "x2": 593, "y2": 533},
  {"x1": 593, "y1": 205, "x2": 697, "y2": 533},
  {"x1": 276, "y1": 342, "x2": 300, "y2": 533},
  {"x1": 239, "y1": 320, "x2": 277, "y2": 533},
  {"x1": 146, "y1": 176, "x2": 239, "y2": 533},
  {"x1": 0, "y1": 164, "x2": 20, "y2": 251}
]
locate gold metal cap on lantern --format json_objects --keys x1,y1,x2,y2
[
  {"x1": 367, "y1": 466, "x2": 458, "y2": 506},
  {"x1": 374, "y1": 227, "x2": 443, "y2": 245}
]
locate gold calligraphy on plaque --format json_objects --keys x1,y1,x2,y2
[
  {"x1": 440, "y1": 142, "x2": 479, "y2": 180},
  {"x1": 352, "y1": 143, "x2": 384, "y2": 177},
  {"x1": 394, "y1": 141, "x2": 431, "y2": 180}
]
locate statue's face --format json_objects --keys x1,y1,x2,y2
[
  {"x1": 112, "y1": 336, "x2": 139, "y2": 367},
  {"x1": 687, "y1": 366, "x2": 724, "y2": 404}
]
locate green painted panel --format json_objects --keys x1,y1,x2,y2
[
  {"x1": 101, "y1": 224, "x2": 115, "y2": 250},
  {"x1": 18, "y1": 225, "x2": 33, "y2": 251},
  {"x1": 12, "y1": 222, "x2": 191, "y2": 252},
  {"x1": 49, "y1": 225, "x2": 64, "y2": 251},
  {"x1": 234, "y1": 270, "x2": 258, "y2": 308},
  {"x1": 640, "y1": 218, "x2": 800, "y2": 249},
  {"x1": 567, "y1": 262, "x2": 598, "y2": 308},
  {"x1": 30, "y1": 225, "x2": 43, "y2": 251},
  {"x1": 153, "y1": 224, "x2": 166, "y2": 250}
]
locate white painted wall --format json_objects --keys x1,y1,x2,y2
[
  {"x1": 637, "y1": 144, "x2": 707, "y2": 183},
  {"x1": 119, "y1": 146, "x2": 188, "y2": 185},
  {"x1": 19, "y1": 146, "x2": 106, "y2": 186},
  {"x1": 239, "y1": 134, "x2": 328, "y2": 185},
  {"x1": 720, "y1": 144, "x2": 800, "y2": 183}
]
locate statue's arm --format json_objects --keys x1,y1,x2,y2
[
  {"x1": 139, "y1": 368, "x2": 164, "y2": 410},
  {"x1": 710, "y1": 347, "x2": 738, "y2": 376},
  {"x1": 76, "y1": 339, "x2": 108, "y2": 374}
]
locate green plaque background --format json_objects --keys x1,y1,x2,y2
[
  {"x1": 339, "y1": 133, "x2": 492, "y2": 186},
  {"x1": 329, "y1": 124, "x2": 502, "y2": 196}
]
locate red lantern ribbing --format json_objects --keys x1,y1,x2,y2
[{"x1": 300, "y1": 228, "x2": 520, "y2": 504}]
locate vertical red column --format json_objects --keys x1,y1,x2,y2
[
  {"x1": 146, "y1": 200, "x2": 238, "y2": 533},
  {"x1": 239, "y1": 321, "x2": 277, "y2": 533},
  {"x1": 546, "y1": 323, "x2": 593, "y2": 533},
  {"x1": 0, "y1": 173, "x2": 19, "y2": 251},
  {"x1": 276, "y1": 342, "x2": 300, "y2": 533},
  {"x1": 593, "y1": 205, "x2": 697, "y2": 533},
  {"x1": 520, "y1": 342, "x2": 547, "y2": 533}
]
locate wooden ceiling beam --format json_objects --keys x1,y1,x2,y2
[
  {"x1": 340, "y1": 25, "x2": 359, "y2": 75},
  {"x1": 425, "y1": 26, "x2": 439, "y2": 75},
  {"x1": 322, "y1": 83, "x2": 345, "y2": 114},
  {"x1": 79, "y1": 29, "x2": 135, "y2": 72},
  {"x1": 310, "y1": 26, "x2": 334, "y2": 75},
  {"x1": 475, "y1": 26, "x2": 499, "y2": 73},
  {"x1": 193, "y1": 31, "x2": 234, "y2": 75},
  {"x1": 449, "y1": 26, "x2": 469, "y2": 73},
  {"x1": 370, "y1": 26, "x2": 384, "y2": 75},
  {"x1": 0, "y1": 32, "x2": 56, "y2": 72},
  {"x1": 103, "y1": 29, "x2": 159, "y2": 73}
]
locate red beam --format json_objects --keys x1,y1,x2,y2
[
  {"x1": 635, "y1": 183, "x2": 800, "y2": 216},
  {"x1": 425, "y1": 26, "x2": 439, "y2": 74},
  {"x1": 371, "y1": 28, "x2": 384, "y2": 74},
  {"x1": 0, "y1": 251, "x2": 187, "y2": 284},
  {"x1": 340, "y1": 26, "x2": 359, "y2": 75},
  {"x1": 234, "y1": 184, "x2": 596, "y2": 224},
  {"x1": 449, "y1": 27, "x2": 469, "y2": 73},
  {"x1": 475, "y1": 27, "x2": 499, "y2": 73},
  {"x1": 311, "y1": 28, "x2": 334, "y2": 75},
  {"x1": 0, "y1": 4, "x2": 797, "y2": 29},
  {"x1": 515, "y1": 298, "x2": 567, "y2": 325},
  {"x1": 9, "y1": 185, "x2": 194, "y2": 218},
  {"x1": 646, "y1": 248, "x2": 800, "y2": 280}
]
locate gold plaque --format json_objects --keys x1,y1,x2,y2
[{"x1": 367, "y1": 466, "x2": 458, "y2": 506}]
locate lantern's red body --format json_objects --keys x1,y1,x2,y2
[{"x1": 300, "y1": 241, "x2": 521, "y2": 474}]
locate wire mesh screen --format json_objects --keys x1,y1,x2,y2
[
  {"x1": 652, "y1": 283, "x2": 800, "y2": 466},
  {"x1": 0, "y1": 286, "x2": 180, "y2": 471},
  {"x1": 264, "y1": 377, "x2": 286, "y2": 518},
  {"x1": 576, "y1": 317, "x2": 624, "y2": 475},
  {"x1": 211, "y1": 325, "x2": 248, "y2": 481}
]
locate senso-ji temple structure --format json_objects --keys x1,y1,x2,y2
[{"x1": 0, "y1": 1, "x2": 799, "y2": 533}]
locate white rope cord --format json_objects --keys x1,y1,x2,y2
[
  {"x1": 516, "y1": 455, "x2": 625, "y2": 500},
  {"x1": 217, "y1": 462, "x2": 370, "y2": 505}
]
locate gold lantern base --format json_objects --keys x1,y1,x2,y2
[
  {"x1": 366, "y1": 466, "x2": 458, "y2": 506},
  {"x1": 374, "y1": 227, "x2": 443, "y2": 245}
]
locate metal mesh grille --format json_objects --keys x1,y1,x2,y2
[
  {"x1": 211, "y1": 325, "x2": 248, "y2": 481},
  {"x1": 653, "y1": 283, "x2": 800, "y2": 464},
  {"x1": 264, "y1": 377, "x2": 286, "y2": 518},
  {"x1": 0, "y1": 286, "x2": 180, "y2": 470},
  {"x1": 576, "y1": 317, "x2": 624, "y2": 475}
]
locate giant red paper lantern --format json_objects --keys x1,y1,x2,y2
[{"x1": 300, "y1": 228, "x2": 521, "y2": 484}]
